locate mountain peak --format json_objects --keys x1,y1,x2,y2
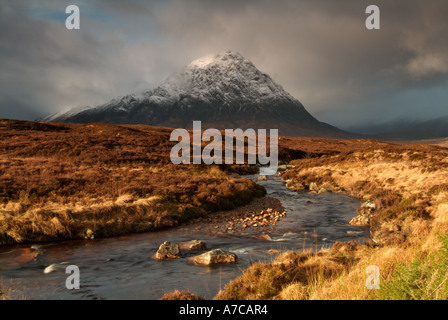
[
  {"x1": 187, "y1": 51, "x2": 247, "y2": 69},
  {"x1": 158, "y1": 50, "x2": 294, "y2": 108},
  {"x1": 43, "y1": 51, "x2": 354, "y2": 138}
]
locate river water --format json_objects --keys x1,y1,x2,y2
[{"x1": 0, "y1": 175, "x2": 368, "y2": 300}]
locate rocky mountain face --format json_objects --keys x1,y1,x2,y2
[{"x1": 44, "y1": 51, "x2": 354, "y2": 138}]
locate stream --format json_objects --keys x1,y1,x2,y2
[{"x1": 0, "y1": 175, "x2": 368, "y2": 300}]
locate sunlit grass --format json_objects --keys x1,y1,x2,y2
[{"x1": 215, "y1": 143, "x2": 448, "y2": 300}]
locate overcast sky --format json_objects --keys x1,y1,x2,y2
[{"x1": 1, "y1": 0, "x2": 447, "y2": 130}]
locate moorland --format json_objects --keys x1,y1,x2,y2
[{"x1": 1, "y1": 118, "x2": 448, "y2": 300}]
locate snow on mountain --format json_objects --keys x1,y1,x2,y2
[
  {"x1": 42, "y1": 105, "x2": 94, "y2": 122},
  {"x1": 43, "y1": 51, "x2": 353, "y2": 138},
  {"x1": 171, "y1": 51, "x2": 299, "y2": 107}
]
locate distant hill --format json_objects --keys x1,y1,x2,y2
[{"x1": 375, "y1": 116, "x2": 448, "y2": 140}]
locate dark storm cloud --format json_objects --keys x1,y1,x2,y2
[
  {"x1": 152, "y1": 0, "x2": 448, "y2": 124},
  {"x1": 0, "y1": 0, "x2": 447, "y2": 127},
  {"x1": 0, "y1": 0, "x2": 175, "y2": 120}
]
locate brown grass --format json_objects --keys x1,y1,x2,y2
[
  {"x1": 159, "y1": 289, "x2": 205, "y2": 300},
  {"x1": 215, "y1": 249, "x2": 351, "y2": 300},
  {"x1": 215, "y1": 137, "x2": 448, "y2": 300},
  {"x1": 282, "y1": 146, "x2": 448, "y2": 245},
  {"x1": 0, "y1": 119, "x2": 265, "y2": 244}
]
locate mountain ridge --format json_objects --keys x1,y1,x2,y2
[{"x1": 375, "y1": 115, "x2": 448, "y2": 140}]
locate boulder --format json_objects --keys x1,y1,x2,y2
[
  {"x1": 349, "y1": 201, "x2": 376, "y2": 226},
  {"x1": 359, "y1": 200, "x2": 376, "y2": 214},
  {"x1": 278, "y1": 164, "x2": 295, "y2": 171},
  {"x1": 155, "y1": 241, "x2": 181, "y2": 260},
  {"x1": 285, "y1": 179, "x2": 305, "y2": 191},
  {"x1": 349, "y1": 214, "x2": 370, "y2": 226},
  {"x1": 277, "y1": 165, "x2": 288, "y2": 171},
  {"x1": 192, "y1": 249, "x2": 238, "y2": 266},
  {"x1": 257, "y1": 234, "x2": 273, "y2": 241},
  {"x1": 318, "y1": 188, "x2": 328, "y2": 194},
  {"x1": 180, "y1": 240, "x2": 207, "y2": 251},
  {"x1": 257, "y1": 175, "x2": 268, "y2": 181},
  {"x1": 309, "y1": 182, "x2": 319, "y2": 192},
  {"x1": 83, "y1": 229, "x2": 95, "y2": 240}
]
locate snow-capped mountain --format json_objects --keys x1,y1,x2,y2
[{"x1": 44, "y1": 51, "x2": 353, "y2": 137}]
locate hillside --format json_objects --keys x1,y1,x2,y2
[{"x1": 0, "y1": 119, "x2": 266, "y2": 244}]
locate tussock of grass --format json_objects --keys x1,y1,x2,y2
[
  {"x1": 215, "y1": 249, "x2": 351, "y2": 300},
  {"x1": 375, "y1": 233, "x2": 448, "y2": 300},
  {"x1": 159, "y1": 289, "x2": 205, "y2": 300}
]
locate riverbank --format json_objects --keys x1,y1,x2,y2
[
  {"x1": 183, "y1": 196, "x2": 286, "y2": 235},
  {"x1": 213, "y1": 143, "x2": 448, "y2": 300}
]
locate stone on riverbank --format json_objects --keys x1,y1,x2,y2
[
  {"x1": 309, "y1": 182, "x2": 319, "y2": 192},
  {"x1": 277, "y1": 164, "x2": 295, "y2": 172},
  {"x1": 257, "y1": 234, "x2": 273, "y2": 241},
  {"x1": 155, "y1": 241, "x2": 182, "y2": 260},
  {"x1": 192, "y1": 249, "x2": 238, "y2": 266},
  {"x1": 83, "y1": 228, "x2": 95, "y2": 240},
  {"x1": 349, "y1": 200, "x2": 376, "y2": 226},
  {"x1": 318, "y1": 188, "x2": 328, "y2": 194}
]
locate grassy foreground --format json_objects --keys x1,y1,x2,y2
[{"x1": 214, "y1": 140, "x2": 448, "y2": 300}]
